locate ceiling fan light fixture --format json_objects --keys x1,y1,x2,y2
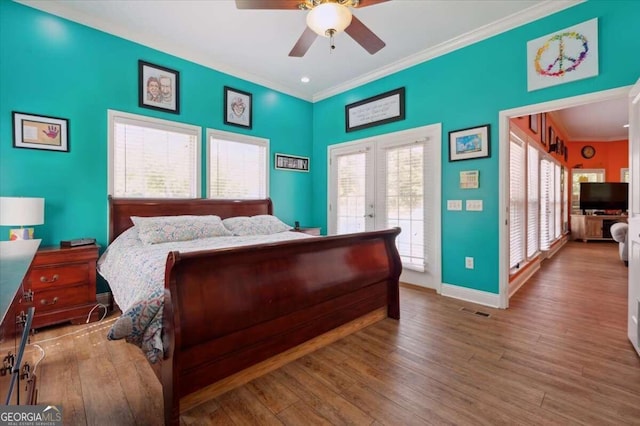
[{"x1": 306, "y1": 2, "x2": 352, "y2": 37}]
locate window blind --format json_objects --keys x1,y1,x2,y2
[
  {"x1": 383, "y1": 142, "x2": 425, "y2": 270},
  {"x1": 527, "y1": 145, "x2": 539, "y2": 258},
  {"x1": 509, "y1": 133, "x2": 526, "y2": 269},
  {"x1": 554, "y1": 163, "x2": 562, "y2": 238},
  {"x1": 539, "y1": 159, "x2": 552, "y2": 250},
  {"x1": 111, "y1": 112, "x2": 200, "y2": 198},
  {"x1": 208, "y1": 133, "x2": 268, "y2": 199},
  {"x1": 336, "y1": 152, "x2": 367, "y2": 234}
]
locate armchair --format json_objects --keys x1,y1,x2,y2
[{"x1": 610, "y1": 222, "x2": 628, "y2": 266}]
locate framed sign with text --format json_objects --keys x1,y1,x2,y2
[{"x1": 345, "y1": 88, "x2": 405, "y2": 132}]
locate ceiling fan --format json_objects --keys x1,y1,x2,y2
[{"x1": 235, "y1": 0, "x2": 388, "y2": 57}]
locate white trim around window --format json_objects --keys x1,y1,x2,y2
[
  {"x1": 205, "y1": 129, "x2": 269, "y2": 199},
  {"x1": 107, "y1": 109, "x2": 202, "y2": 198}
]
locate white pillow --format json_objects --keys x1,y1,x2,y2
[
  {"x1": 131, "y1": 215, "x2": 232, "y2": 244},
  {"x1": 222, "y1": 215, "x2": 292, "y2": 236}
]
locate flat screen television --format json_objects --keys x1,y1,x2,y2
[{"x1": 579, "y1": 182, "x2": 628, "y2": 212}]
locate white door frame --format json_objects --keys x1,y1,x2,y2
[
  {"x1": 627, "y1": 78, "x2": 640, "y2": 356},
  {"x1": 326, "y1": 124, "x2": 442, "y2": 291},
  {"x1": 498, "y1": 86, "x2": 632, "y2": 308}
]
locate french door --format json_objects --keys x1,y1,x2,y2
[{"x1": 327, "y1": 125, "x2": 441, "y2": 288}]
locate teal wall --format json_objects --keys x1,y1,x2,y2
[
  {"x1": 1, "y1": 1, "x2": 639, "y2": 296},
  {"x1": 0, "y1": 0, "x2": 314, "y2": 268},
  {"x1": 311, "y1": 1, "x2": 640, "y2": 293}
]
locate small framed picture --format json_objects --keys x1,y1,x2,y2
[
  {"x1": 13, "y1": 111, "x2": 69, "y2": 152},
  {"x1": 139, "y1": 60, "x2": 180, "y2": 114},
  {"x1": 529, "y1": 113, "x2": 539, "y2": 134},
  {"x1": 275, "y1": 153, "x2": 309, "y2": 172},
  {"x1": 224, "y1": 86, "x2": 252, "y2": 129},
  {"x1": 448, "y1": 124, "x2": 490, "y2": 162},
  {"x1": 548, "y1": 127, "x2": 556, "y2": 153},
  {"x1": 540, "y1": 113, "x2": 547, "y2": 145}
]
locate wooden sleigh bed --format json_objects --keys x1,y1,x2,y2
[{"x1": 107, "y1": 197, "x2": 402, "y2": 425}]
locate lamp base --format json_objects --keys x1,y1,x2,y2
[{"x1": 9, "y1": 228, "x2": 34, "y2": 240}]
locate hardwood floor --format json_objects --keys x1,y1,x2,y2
[{"x1": 13, "y1": 240, "x2": 640, "y2": 425}]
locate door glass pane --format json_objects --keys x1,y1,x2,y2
[{"x1": 336, "y1": 153, "x2": 366, "y2": 234}]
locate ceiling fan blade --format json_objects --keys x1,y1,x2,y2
[
  {"x1": 345, "y1": 15, "x2": 385, "y2": 55},
  {"x1": 356, "y1": 0, "x2": 389, "y2": 7},
  {"x1": 235, "y1": 0, "x2": 300, "y2": 9},
  {"x1": 289, "y1": 27, "x2": 318, "y2": 57}
]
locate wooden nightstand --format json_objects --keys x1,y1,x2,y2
[
  {"x1": 25, "y1": 244, "x2": 99, "y2": 329},
  {"x1": 293, "y1": 227, "x2": 321, "y2": 236}
]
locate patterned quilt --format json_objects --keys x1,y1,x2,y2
[{"x1": 97, "y1": 227, "x2": 312, "y2": 363}]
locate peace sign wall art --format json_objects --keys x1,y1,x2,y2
[{"x1": 527, "y1": 18, "x2": 598, "y2": 92}]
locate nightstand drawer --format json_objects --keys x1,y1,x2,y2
[
  {"x1": 28, "y1": 263, "x2": 90, "y2": 291},
  {"x1": 34, "y1": 286, "x2": 91, "y2": 313}
]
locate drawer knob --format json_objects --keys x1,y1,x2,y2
[
  {"x1": 40, "y1": 274, "x2": 59, "y2": 283},
  {"x1": 40, "y1": 297, "x2": 58, "y2": 306}
]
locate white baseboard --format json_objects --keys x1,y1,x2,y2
[
  {"x1": 508, "y1": 258, "x2": 541, "y2": 298},
  {"x1": 440, "y1": 283, "x2": 501, "y2": 308}
]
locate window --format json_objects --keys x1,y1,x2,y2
[
  {"x1": 206, "y1": 129, "x2": 268, "y2": 199},
  {"x1": 383, "y1": 142, "x2": 425, "y2": 270},
  {"x1": 108, "y1": 110, "x2": 201, "y2": 198},
  {"x1": 527, "y1": 146, "x2": 539, "y2": 258},
  {"x1": 509, "y1": 133, "x2": 526, "y2": 269},
  {"x1": 622, "y1": 168, "x2": 630, "y2": 183},
  {"x1": 571, "y1": 169, "x2": 604, "y2": 213}
]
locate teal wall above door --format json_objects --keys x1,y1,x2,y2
[{"x1": 311, "y1": 0, "x2": 640, "y2": 295}]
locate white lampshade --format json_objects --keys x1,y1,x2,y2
[
  {"x1": 306, "y1": 2, "x2": 352, "y2": 37},
  {"x1": 0, "y1": 197, "x2": 45, "y2": 226}
]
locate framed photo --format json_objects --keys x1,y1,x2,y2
[
  {"x1": 529, "y1": 113, "x2": 539, "y2": 134},
  {"x1": 448, "y1": 124, "x2": 490, "y2": 162},
  {"x1": 224, "y1": 86, "x2": 252, "y2": 129},
  {"x1": 541, "y1": 113, "x2": 547, "y2": 145},
  {"x1": 139, "y1": 60, "x2": 180, "y2": 114},
  {"x1": 13, "y1": 111, "x2": 69, "y2": 152},
  {"x1": 548, "y1": 127, "x2": 556, "y2": 153},
  {"x1": 564, "y1": 146, "x2": 568, "y2": 162},
  {"x1": 275, "y1": 153, "x2": 309, "y2": 172},
  {"x1": 345, "y1": 87, "x2": 405, "y2": 132}
]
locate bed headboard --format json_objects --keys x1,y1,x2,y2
[{"x1": 108, "y1": 197, "x2": 273, "y2": 242}]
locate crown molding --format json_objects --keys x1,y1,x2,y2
[
  {"x1": 17, "y1": 0, "x2": 583, "y2": 104},
  {"x1": 16, "y1": 0, "x2": 312, "y2": 101},
  {"x1": 312, "y1": 0, "x2": 584, "y2": 102}
]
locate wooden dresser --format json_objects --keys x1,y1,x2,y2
[{"x1": 25, "y1": 244, "x2": 99, "y2": 329}]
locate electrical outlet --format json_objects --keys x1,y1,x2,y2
[
  {"x1": 466, "y1": 200, "x2": 483, "y2": 211},
  {"x1": 465, "y1": 257, "x2": 474, "y2": 269}
]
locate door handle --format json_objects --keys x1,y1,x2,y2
[{"x1": 364, "y1": 214, "x2": 374, "y2": 218}]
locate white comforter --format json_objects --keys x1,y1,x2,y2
[{"x1": 97, "y1": 227, "x2": 313, "y2": 363}]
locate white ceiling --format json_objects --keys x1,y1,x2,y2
[
  {"x1": 551, "y1": 97, "x2": 629, "y2": 142},
  {"x1": 18, "y1": 0, "x2": 627, "y2": 141}
]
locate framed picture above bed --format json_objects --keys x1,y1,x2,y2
[{"x1": 139, "y1": 60, "x2": 180, "y2": 114}]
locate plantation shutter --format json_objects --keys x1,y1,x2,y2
[
  {"x1": 112, "y1": 114, "x2": 199, "y2": 198},
  {"x1": 509, "y1": 133, "x2": 526, "y2": 269},
  {"x1": 527, "y1": 146, "x2": 539, "y2": 258},
  {"x1": 540, "y1": 159, "x2": 552, "y2": 250},
  {"x1": 208, "y1": 136, "x2": 267, "y2": 199},
  {"x1": 554, "y1": 163, "x2": 562, "y2": 238}
]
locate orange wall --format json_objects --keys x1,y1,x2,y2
[
  {"x1": 567, "y1": 140, "x2": 628, "y2": 181},
  {"x1": 511, "y1": 113, "x2": 629, "y2": 182},
  {"x1": 510, "y1": 113, "x2": 570, "y2": 167}
]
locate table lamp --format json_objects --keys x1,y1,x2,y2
[{"x1": 0, "y1": 197, "x2": 45, "y2": 240}]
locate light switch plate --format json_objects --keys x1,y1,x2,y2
[
  {"x1": 447, "y1": 200, "x2": 462, "y2": 211},
  {"x1": 466, "y1": 200, "x2": 483, "y2": 211}
]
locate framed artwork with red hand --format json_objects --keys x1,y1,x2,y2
[{"x1": 12, "y1": 111, "x2": 69, "y2": 152}]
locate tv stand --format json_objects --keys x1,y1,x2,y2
[{"x1": 571, "y1": 214, "x2": 628, "y2": 242}]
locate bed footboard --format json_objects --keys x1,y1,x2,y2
[{"x1": 161, "y1": 228, "x2": 401, "y2": 425}]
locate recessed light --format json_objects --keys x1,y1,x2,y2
[
  {"x1": 300, "y1": 76, "x2": 310, "y2": 83},
  {"x1": 623, "y1": 124, "x2": 629, "y2": 128}
]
